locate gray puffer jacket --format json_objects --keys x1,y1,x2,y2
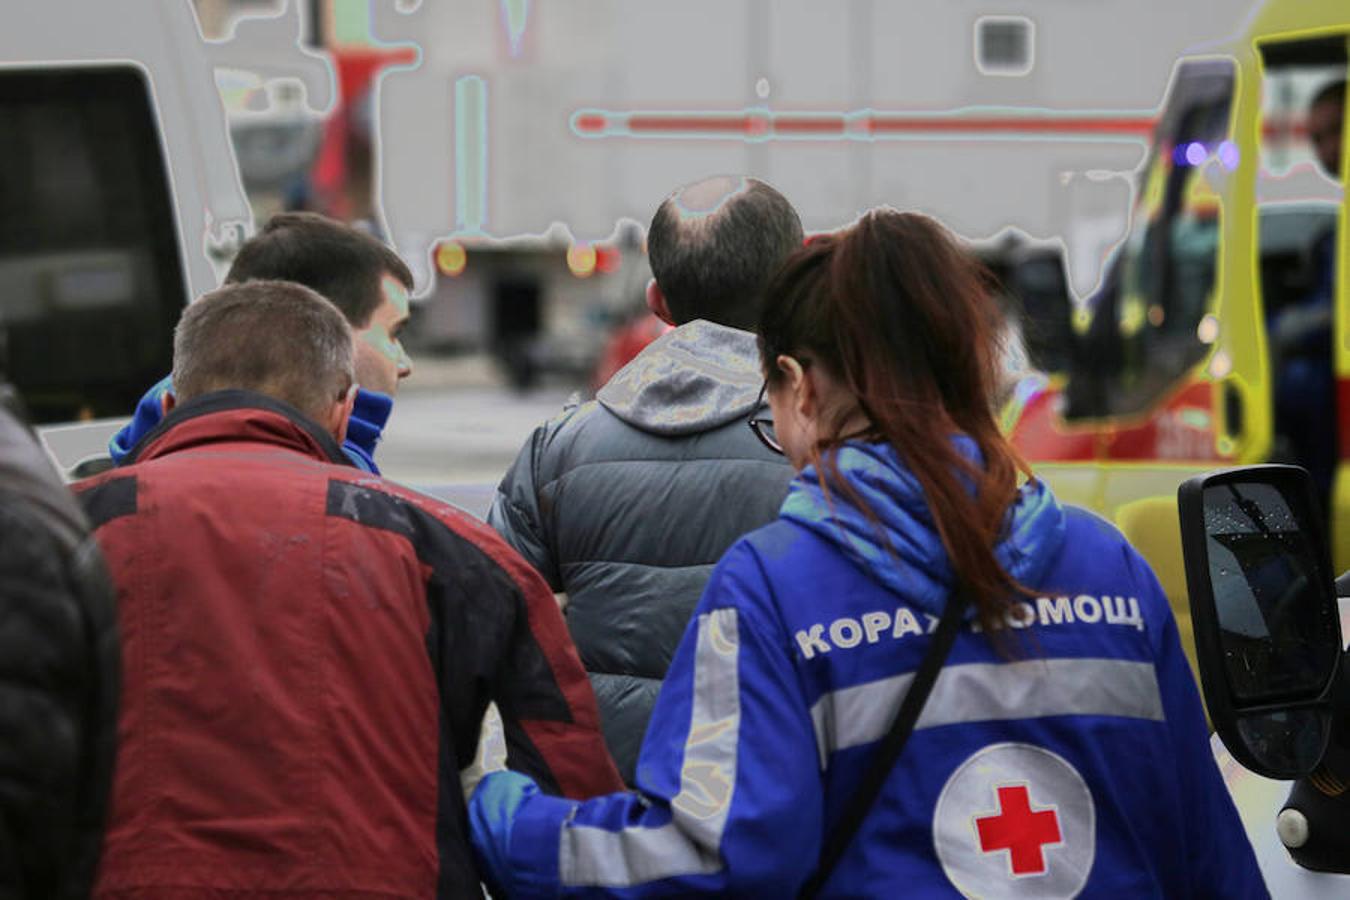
[{"x1": 489, "y1": 320, "x2": 792, "y2": 783}]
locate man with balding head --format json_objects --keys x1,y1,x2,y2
[
  {"x1": 490, "y1": 176, "x2": 801, "y2": 783},
  {"x1": 74, "y1": 282, "x2": 620, "y2": 898}
]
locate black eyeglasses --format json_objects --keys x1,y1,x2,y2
[{"x1": 747, "y1": 382, "x2": 783, "y2": 455}]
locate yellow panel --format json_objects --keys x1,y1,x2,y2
[
  {"x1": 1248, "y1": 3, "x2": 1350, "y2": 40},
  {"x1": 1333, "y1": 35, "x2": 1350, "y2": 577},
  {"x1": 1218, "y1": 47, "x2": 1271, "y2": 462},
  {"x1": 1032, "y1": 463, "x2": 1106, "y2": 514},
  {"x1": 1115, "y1": 496, "x2": 1202, "y2": 685},
  {"x1": 1333, "y1": 476, "x2": 1350, "y2": 574}
]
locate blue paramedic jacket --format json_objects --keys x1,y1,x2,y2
[
  {"x1": 472, "y1": 440, "x2": 1267, "y2": 898},
  {"x1": 108, "y1": 375, "x2": 393, "y2": 473}
]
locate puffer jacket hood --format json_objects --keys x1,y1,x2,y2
[
  {"x1": 780, "y1": 438, "x2": 1067, "y2": 616},
  {"x1": 597, "y1": 319, "x2": 762, "y2": 436}
]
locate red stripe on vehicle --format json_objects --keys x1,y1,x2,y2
[
  {"x1": 580, "y1": 110, "x2": 1159, "y2": 139},
  {"x1": 1007, "y1": 386, "x2": 1098, "y2": 463},
  {"x1": 867, "y1": 115, "x2": 1155, "y2": 135},
  {"x1": 573, "y1": 113, "x2": 608, "y2": 133},
  {"x1": 774, "y1": 116, "x2": 847, "y2": 135},
  {"x1": 626, "y1": 115, "x2": 754, "y2": 133}
]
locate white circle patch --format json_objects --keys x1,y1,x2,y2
[{"x1": 933, "y1": 742, "x2": 1095, "y2": 899}]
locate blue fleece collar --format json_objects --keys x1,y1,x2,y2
[
  {"x1": 780, "y1": 439, "x2": 1065, "y2": 615},
  {"x1": 341, "y1": 387, "x2": 392, "y2": 474},
  {"x1": 108, "y1": 374, "x2": 174, "y2": 466},
  {"x1": 108, "y1": 377, "x2": 391, "y2": 475}
]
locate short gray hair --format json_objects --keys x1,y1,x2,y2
[{"x1": 172, "y1": 280, "x2": 355, "y2": 423}]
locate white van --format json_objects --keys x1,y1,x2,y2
[{"x1": 0, "y1": 0, "x2": 328, "y2": 470}]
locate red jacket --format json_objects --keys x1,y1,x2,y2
[{"x1": 74, "y1": 391, "x2": 621, "y2": 899}]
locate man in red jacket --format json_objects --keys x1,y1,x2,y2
[{"x1": 75, "y1": 280, "x2": 621, "y2": 899}]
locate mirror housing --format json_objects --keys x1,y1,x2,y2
[{"x1": 1178, "y1": 465, "x2": 1343, "y2": 780}]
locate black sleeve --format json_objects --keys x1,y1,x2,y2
[
  {"x1": 484, "y1": 545, "x2": 624, "y2": 799},
  {"x1": 0, "y1": 502, "x2": 118, "y2": 900}
]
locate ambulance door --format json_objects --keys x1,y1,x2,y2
[
  {"x1": 1013, "y1": 60, "x2": 1241, "y2": 592},
  {"x1": 1076, "y1": 62, "x2": 1239, "y2": 613},
  {"x1": 1090, "y1": 63, "x2": 1234, "y2": 465},
  {"x1": 1252, "y1": 35, "x2": 1350, "y2": 570}
]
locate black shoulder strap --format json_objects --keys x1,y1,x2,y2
[{"x1": 798, "y1": 585, "x2": 971, "y2": 899}]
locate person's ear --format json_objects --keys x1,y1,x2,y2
[
  {"x1": 326, "y1": 383, "x2": 358, "y2": 445},
  {"x1": 775, "y1": 354, "x2": 815, "y2": 419},
  {"x1": 646, "y1": 279, "x2": 676, "y2": 326},
  {"x1": 160, "y1": 390, "x2": 176, "y2": 417}
]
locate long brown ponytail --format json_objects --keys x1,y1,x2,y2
[{"x1": 759, "y1": 209, "x2": 1032, "y2": 632}]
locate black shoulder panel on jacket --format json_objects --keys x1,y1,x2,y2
[
  {"x1": 323, "y1": 478, "x2": 572, "y2": 726},
  {"x1": 77, "y1": 477, "x2": 138, "y2": 530},
  {"x1": 324, "y1": 478, "x2": 574, "y2": 810}
]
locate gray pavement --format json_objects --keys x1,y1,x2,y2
[{"x1": 377, "y1": 355, "x2": 582, "y2": 517}]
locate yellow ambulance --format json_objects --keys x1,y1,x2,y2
[{"x1": 1008, "y1": 3, "x2": 1350, "y2": 659}]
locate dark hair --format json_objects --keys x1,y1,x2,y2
[
  {"x1": 759, "y1": 208, "x2": 1031, "y2": 632},
  {"x1": 172, "y1": 280, "x2": 354, "y2": 423},
  {"x1": 648, "y1": 176, "x2": 803, "y2": 330},
  {"x1": 1312, "y1": 79, "x2": 1346, "y2": 110},
  {"x1": 225, "y1": 212, "x2": 413, "y2": 328}
]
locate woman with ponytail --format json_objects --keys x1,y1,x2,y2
[{"x1": 468, "y1": 209, "x2": 1265, "y2": 898}]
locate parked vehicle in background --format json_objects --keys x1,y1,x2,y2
[
  {"x1": 0, "y1": 66, "x2": 187, "y2": 423},
  {"x1": 0, "y1": 0, "x2": 333, "y2": 468},
  {"x1": 1008, "y1": 3, "x2": 1350, "y2": 670}
]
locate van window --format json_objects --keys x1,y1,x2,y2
[{"x1": 0, "y1": 66, "x2": 186, "y2": 423}]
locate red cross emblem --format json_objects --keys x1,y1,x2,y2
[{"x1": 975, "y1": 784, "x2": 1063, "y2": 876}]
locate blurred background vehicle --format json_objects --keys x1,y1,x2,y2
[
  {"x1": 4, "y1": 0, "x2": 1346, "y2": 543},
  {"x1": 1006, "y1": 9, "x2": 1350, "y2": 678}
]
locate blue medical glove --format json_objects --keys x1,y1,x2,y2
[{"x1": 469, "y1": 769, "x2": 540, "y2": 895}]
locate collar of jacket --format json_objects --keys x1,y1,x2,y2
[
  {"x1": 123, "y1": 390, "x2": 353, "y2": 467},
  {"x1": 780, "y1": 438, "x2": 1066, "y2": 616},
  {"x1": 342, "y1": 387, "x2": 393, "y2": 473}
]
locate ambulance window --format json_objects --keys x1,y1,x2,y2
[
  {"x1": 1259, "y1": 36, "x2": 1346, "y2": 184},
  {"x1": 1067, "y1": 60, "x2": 1234, "y2": 420},
  {"x1": 0, "y1": 66, "x2": 185, "y2": 423},
  {"x1": 1255, "y1": 40, "x2": 1343, "y2": 323},
  {"x1": 1256, "y1": 36, "x2": 1347, "y2": 506}
]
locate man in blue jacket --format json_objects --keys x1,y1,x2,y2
[{"x1": 109, "y1": 212, "x2": 413, "y2": 473}]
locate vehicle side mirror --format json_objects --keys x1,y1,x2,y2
[{"x1": 1178, "y1": 464, "x2": 1343, "y2": 780}]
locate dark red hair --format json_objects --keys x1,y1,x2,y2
[{"x1": 758, "y1": 208, "x2": 1031, "y2": 632}]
